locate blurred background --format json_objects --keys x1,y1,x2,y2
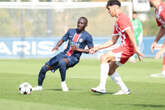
[
  {"x1": 0, "y1": 0, "x2": 164, "y2": 58},
  {"x1": 0, "y1": 0, "x2": 161, "y2": 37}
]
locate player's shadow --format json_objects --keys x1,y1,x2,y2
[
  {"x1": 46, "y1": 88, "x2": 61, "y2": 91},
  {"x1": 132, "y1": 104, "x2": 165, "y2": 108},
  {"x1": 90, "y1": 92, "x2": 113, "y2": 96},
  {"x1": 117, "y1": 104, "x2": 165, "y2": 108},
  {"x1": 45, "y1": 88, "x2": 84, "y2": 91},
  {"x1": 45, "y1": 88, "x2": 113, "y2": 94}
]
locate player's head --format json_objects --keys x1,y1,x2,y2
[
  {"x1": 132, "y1": 11, "x2": 137, "y2": 20},
  {"x1": 77, "y1": 17, "x2": 88, "y2": 32},
  {"x1": 149, "y1": 0, "x2": 161, "y2": 8},
  {"x1": 106, "y1": 0, "x2": 121, "y2": 17}
]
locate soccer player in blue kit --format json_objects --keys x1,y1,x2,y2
[{"x1": 33, "y1": 17, "x2": 93, "y2": 92}]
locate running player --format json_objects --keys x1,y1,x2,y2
[
  {"x1": 149, "y1": 0, "x2": 165, "y2": 77},
  {"x1": 33, "y1": 17, "x2": 93, "y2": 92},
  {"x1": 90, "y1": 0, "x2": 143, "y2": 95}
]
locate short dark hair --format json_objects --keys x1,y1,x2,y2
[
  {"x1": 79, "y1": 16, "x2": 88, "y2": 24},
  {"x1": 106, "y1": 0, "x2": 121, "y2": 9}
]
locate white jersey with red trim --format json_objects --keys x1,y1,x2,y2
[
  {"x1": 113, "y1": 13, "x2": 135, "y2": 55},
  {"x1": 155, "y1": 2, "x2": 165, "y2": 27}
]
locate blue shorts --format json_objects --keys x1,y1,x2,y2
[{"x1": 46, "y1": 52, "x2": 79, "y2": 69}]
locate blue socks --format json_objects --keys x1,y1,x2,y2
[
  {"x1": 59, "y1": 59, "x2": 67, "y2": 82},
  {"x1": 38, "y1": 65, "x2": 49, "y2": 86},
  {"x1": 38, "y1": 59, "x2": 67, "y2": 86}
]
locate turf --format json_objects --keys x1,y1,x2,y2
[{"x1": 0, "y1": 58, "x2": 165, "y2": 110}]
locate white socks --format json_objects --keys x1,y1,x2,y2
[
  {"x1": 98, "y1": 63, "x2": 109, "y2": 89},
  {"x1": 61, "y1": 81, "x2": 67, "y2": 86},
  {"x1": 61, "y1": 81, "x2": 69, "y2": 91},
  {"x1": 97, "y1": 63, "x2": 128, "y2": 92},
  {"x1": 110, "y1": 72, "x2": 128, "y2": 92}
]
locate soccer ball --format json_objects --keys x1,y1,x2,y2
[{"x1": 19, "y1": 82, "x2": 32, "y2": 95}]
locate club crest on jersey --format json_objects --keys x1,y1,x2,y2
[{"x1": 79, "y1": 38, "x2": 83, "y2": 43}]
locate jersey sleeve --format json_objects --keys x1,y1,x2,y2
[
  {"x1": 156, "y1": 18, "x2": 162, "y2": 27},
  {"x1": 160, "y1": 10, "x2": 165, "y2": 27},
  {"x1": 118, "y1": 16, "x2": 131, "y2": 32},
  {"x1": 86, "y1": 35, "x2": 94, "y2": 49},
  {"x1": 61, "y1": 29, "x2": 70, "y2": 41},
  {"x1": 161, "y1": 10, "x2": 165, "y2": 21},
  {"x1": 156, "y1": 7, "x2": 165, "y2": 27}
]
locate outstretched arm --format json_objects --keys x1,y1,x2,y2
[
  {"x1": 72, "y1": 45, "x2": 93, "y2": 53},
  {"x1": 91, "y1": 35, "x2": 119, "y2": 53},
  {"x1": 51, "y1": 39, "x2": 65, "y2": 52}
]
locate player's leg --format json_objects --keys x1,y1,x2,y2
[
  {"x1": 91, "y1": 51, "x2": 115, "y2": 93},
  {"x1": 161, "y1": 55, "x2": 165, "y2": 77},
  {"x1": 109, "y1": 61, "x2": 130, "y2": 95},
  {"x1": 38, "y1": 64, "x2": 53, "y2": 85},
  {"x1": 129, "y1": 54, "x2": 136, "y2": 63},
  {"x1": 58, "y1": 58, "x2": 69, "y2": 91},
  {"x1": 33, "y1": 53, "x2": 61, "y2": 91},
  {"x1": 91, "y1": 46, "x2": 131, "y2": 95},
  {"x1": 160, "y1": 42, "x2": 165, "y2": 77},
  {"x1": 32, "y1": 64, "x2": 52, "y2": 91},
  {"x1": 59, "y1": 56, "x2": 79, "y2": 91},
  {"x1": 151, "y1": 44, "x2": 165, "y2": 77},
  {"x1": 109, "y1": 47, "x2": 131, "y2": 95},
  {"x1": 51, "y1": 65, "x2": 59, "y2": 73}
]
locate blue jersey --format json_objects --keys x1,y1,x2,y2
[{"x1": 61, "y1": 28, "x2": 93, "y2": 59}]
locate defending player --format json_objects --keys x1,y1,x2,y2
[
  {"x1": 90, "y1": 0, "x2": 143, "y2": 95},
  {"x1": 149, "y1": 0, "x2": 165, "y2": 77},
  {"x1": 33, "y1": 17, "x2": 93, "y2": 92}
]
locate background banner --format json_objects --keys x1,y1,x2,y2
[{"x1": 0, "y1": 37, "x2": 164, "y2": 58}]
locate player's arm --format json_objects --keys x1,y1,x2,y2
[
  {"x1": 126, "y1": 28, "x2": 144, "y2": 61},
  {"x1": 154, "y1": 26, "x2": 165, "y2": 43},
  {"x1": 126, "y1": 28, "x2": 138, "y2": 50},
  {"x1": 51, "y1": 39, "x2": 65, "y2": 51},
  {"x1": 154, "y1": 11, "x2": 165, "y2": 44},
  {"x1": 155, "y1": 43, "x2": 165, "y2": 59},
  {"x1": 52, "y1": 29, "x2": 70, "y2": 51},
  {"x1": 72, "y1": 35, "x2": 94, "y2": 53},
  {"x1": 93, "y1": 35, "x2": 119, "y2": 52},
  {"x1": 72, "y1": 46, "x2": 93, "y2": 53},
  {"x1": 151, "y1": 27, "x2": 165, "y2": 52},
  {"x1": 155, "y1": 11, "x2": 165, "y2": 42}
]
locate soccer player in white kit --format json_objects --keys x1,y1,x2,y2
[{"x1": 90, "y1": 0, "x2": 143, "y2": 95}]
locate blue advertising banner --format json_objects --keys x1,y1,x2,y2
[
  {"x1": 0, "y1": 37, "x2": 164, "y2": 58},
  {"x1": 0, "y1": 37, "x2": 59, "y2": 58}
]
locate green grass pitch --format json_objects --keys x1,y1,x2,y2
[{"x1": 0, "y1": 58, "x2": 165, "y2": 110}]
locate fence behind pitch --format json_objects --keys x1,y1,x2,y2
[{"x1": 0, "y1": 2, "x2": 132, "y2": 37}]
